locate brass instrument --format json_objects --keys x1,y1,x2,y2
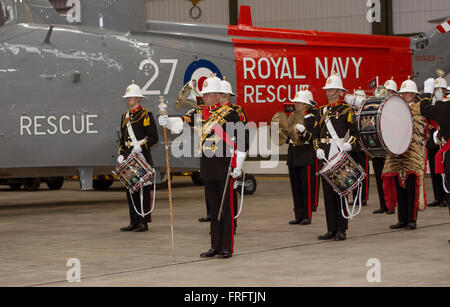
[
  {"x1": 176, "y1": 80, "x2": 201, "y2": 110},
  {"x1": 270, "y1": 111, "x2": 289, "y2": 145},
  {"x1": 287, "y1": 109, "x2": 305, "y2": 146}
]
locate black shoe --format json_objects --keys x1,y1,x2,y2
[
  {"x1": 427, "y1": 200, "x2": 440, "y2": 207},
  {"x1": 439, "y1": 200, "x2": 447, "y2": 208},
  {"x1": 120, "y1": 224, "x2": 137, "y2": 232},
  {"x1": 218, "y1": 250, "x2": 232, "y2": 259},
  {"x1": 198, "y1": 216, "x2": 211, "y2": 222},
  {"x1": 289, "y1": 219, "x2": 302, "y2": 225},
  {"x1": 200, "y1": 249, "x2": 218, "y2": 258},
  {"x1": 134, "y1": 223, "x2": 148, "y2": 232},
  {"x1": 362, "y1": 200, "x2": 367, "y2": 207},
  {"x1": 334, "y1": 232, "x2": 347, "y2": 241},
  {"x1": 317, "y1": 232, "x2": 335, "y2": 240},
  {"x1": 312, "y1": 206, "x2": 317, "y2": 212},
  {"x1": 390, "y1": 222, "x2": 406, "y2": 229},
  {"x1": 299, "y1": 219, "x2": 311, "y2": 225},
  {"x1": 373, "y1": 208, "x2": 386, "y2": 214},
  {"x1": 386, "y1": 210, "x2": 395, "y2": 215},
  {"x1": 406, "y1": 222, "x2": 416, "y2": 230}
]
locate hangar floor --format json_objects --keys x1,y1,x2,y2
[{"x1": 0, "y1": 175, "x2": 448, "y2": 287}]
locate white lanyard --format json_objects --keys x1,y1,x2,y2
[
  {"x1": 125, "y1": 112, "x2": 146, "y2": 147},
  {"x1": 324, "y1": 106, "x2": 345, "y2": 159}
]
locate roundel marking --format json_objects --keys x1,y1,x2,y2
[{"x1": 184, "y1": 59, "x2": 222, "y2": 93}]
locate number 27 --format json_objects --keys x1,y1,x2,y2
[{"x1": 139, "y1": 59, "x2": 178, "y2": 95}]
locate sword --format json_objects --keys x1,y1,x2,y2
[{"x1": 217, "y1": 153, "x2": 234, "y2": 222}]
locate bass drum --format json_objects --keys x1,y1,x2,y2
[{"x1": 357, "y1": 95, "x2": 413, "y2": 157}]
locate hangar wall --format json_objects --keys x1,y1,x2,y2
[{"x1": 146, "y1": 0, "x2": 450, "y2": 35}]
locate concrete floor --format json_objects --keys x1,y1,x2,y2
[{"x1": 0, "y1": 175, "x2": 448, "y2": 287}]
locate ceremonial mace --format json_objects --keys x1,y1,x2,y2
[{"x1": 158, "y1": 96, "x2": 175, "y2": 260}]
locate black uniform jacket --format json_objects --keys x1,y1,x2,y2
[
  {"x1": 118, "y1": 106, "x2": 159, "y2": 165},
  {"x1": 183, "y1": 102, "x2": 249, "y2": 182},
  {"x1": 312, "y1": 101, "x2": 358, "y2": 158},
  {"x1": 286, "y1": 110, "x2": 317, "y2": 167},
  {"x1": 420, "y1": 93, "x2": 450, "y2": 142}
]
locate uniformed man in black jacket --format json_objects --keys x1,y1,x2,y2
[
  {"x1": 287, "y1": 90, "x2": 317, "y2": 225},
  {"x1": 219, "y1": 77, "x2": 248, "y2": 234},
  {"x1": 313, "y1": 74, "x2": 358, "y2": 241},
  {"x1": 372, "y1": 78, "x2": 398, "y2": 214},
  {"x1": 424, "y1": 77, "x2": 448, "y2": 208},
  {"x1": 419, "y1": 77, "x2": 450, "y2": 243},
  {"x1": 117, "y1": 81, "x2": 159, "y2": 232},
  {"x1": 350, "y1": 88, "x2": 369, "y2": 207},
  {"x1": 159, "y1": 75, "x2": 249, "y2": 259}
]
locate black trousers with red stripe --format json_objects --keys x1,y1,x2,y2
[
  {"x1": 126, "y1": 185, "x2": 152, "y2": 225},
  {"x1": 322, "y1": 178, "x2": 348, "y2": 233},
  {"x1": 288, "y1": 165, "x2": 315, "y2": 221},
  {"x1": 351, "y1": 151, "x2": 369, "y2": 201},
  {"x1": 428, "y1": 147, "x2": 446, "y2": 203},
  {"x1": 445, "y1": 156, "x2": 450, "y2": 212},
  {"x1": 394, "y1": 174, "x2": 417, "y2": 224},
  {"x1": 372, "y1": 157, "x2": 388, "y2": 211},
  {"x1": 204, "y1": 179, "x2": 235, "y2": 253}
]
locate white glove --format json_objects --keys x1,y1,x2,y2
[
  {"x1": 424, "y1": 78, "x2": 435, "y2": 94},
  {"x1": 433, "y1": 130, "x2": 441, "y2": 145},
  {"x1": 434, "y1": 88, "x2": 444, "y2": 101},
  {"x1": 132, "y1": 146, "x2": 142, "y2": 154},
  {"x1": 159, "y1": 116, "x2": 183, "y2": 134},
  {"x1": 316, "y1": 148, "x2": 325, "y2": 160},
  {"x1": 342, "y1": 142, "x2": 352, "y2": 152},
  {"x1": 296, "y1": 124, "x2": 305, "y2": 134},
  {"x1": 344, "y1": 94, "x2": 363, "y2": 109},
  {"x1": 344, "y1": 94, "x2": 355, "y2": 105},
  {"x1": 117, "y1": 155, "x2": 124, "y2": 164},
  {"x1": 231, "y1": 168, "x2": 242, "y2": 179},
  {"x1": 158, "y1": 115, "x2": 169, "y2": 127},
  {"x1": 231, "y1": 150, "x2": 247, "y2": 179}
]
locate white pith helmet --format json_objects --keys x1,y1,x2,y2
[
  {"x1": 398, "y1": 76, "x2": 419, "y2": 94},
  {"x1": 354, "y1": 87, "x2": 367, "y2": 99},
  {"x1": 200, "y1": 74, "x2": 223, "y2": 95},
  {"x1": 435, "y1": 77, "x2": 448, "y2": 89},
  {"x1": 220, "y1": 76, "x2": 236, "y2": 96},
  {"x1": 322, "y1": 72, "x2": 348, "y2": 92},
  {"x1": 384, "y1": 77, "x2": 398, "y2": 93},
  {"x1": 123, "y1": 81, "x2": 146, "y2": 98},
  {"x1": 292, "y1": 90, "x2": 314, "y2": 106}
]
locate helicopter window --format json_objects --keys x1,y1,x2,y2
[
  {"x1": 0, "y1": 2, "x2": 8, "y2": 27},
  {"x1": 48, "y1": 0, "x2": 74, "y2": 15}
]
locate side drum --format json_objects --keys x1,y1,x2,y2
[
  {"x1": 357, "y1": 95, "x2": 413, "y2": 157},
  {"x1": 318, "y1": 151, "x2": 366, "y2": 197}
]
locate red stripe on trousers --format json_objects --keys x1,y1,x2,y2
[
  {"x1": 315, "y1": 158, "x2": 319, "y2": 208},
  {"x1": 365, "y1": 155, "x2": 369, "y2": 201},
  {"x1": 229, "y1": 178, "x2": 235, "y2": 254},
  {"x1": 307, "y1": 165, "x2": 311, "y2": 219}
]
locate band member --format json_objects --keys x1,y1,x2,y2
[
  {"x1": 158, "y1": 75, "x2": 249, "y2": 259},
  {"x1": 287, "y1": 90, "x2": 317, "y2": 225},
  {"x1": 313, "y1": 73, "x2": 358, "y2": 241},
  {"x1": 425, "y1": 77, "x2": 448, "y2": 208},
  {"x1": 384, "y1": 77, "x2": 398, "y2": 96},
  {"x1": 350, "y1": 88, "x2": 369, "y2": 206},
  {"x1": 117, "y1": 81, "x2": 159, "y2": 232},
  {"x1": 220, "y1": 77, "x2": 248, "y2": 234},
  {"x1": 420, "y1": 78, "x2": 450, "y2": 242},
  {"x1": 373, "y1": 78, "x2": 398, "y2": 214},
  {"x1": 382, "y1": 77, "x2": 427, "y2": 230}
]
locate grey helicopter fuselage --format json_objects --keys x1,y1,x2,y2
[{"x1": 0, "y1": 0, "x2": 236, "y2": 189}]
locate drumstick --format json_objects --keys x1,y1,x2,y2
[{"x1": 158, "y1": 96, "x2": 175, "y2": 261}]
